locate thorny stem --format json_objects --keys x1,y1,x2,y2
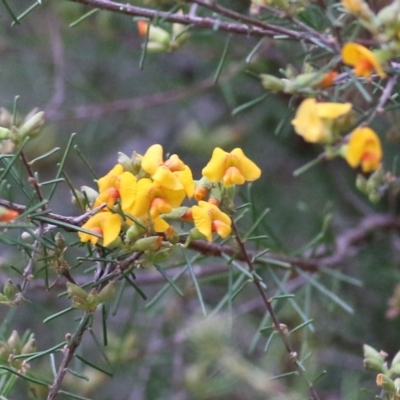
[
  {"x1": 231, "y1": 220, "x2": 321, "y2": 400},
  {"x1": 19, "y1": 151, "x2": 47, "y2": 291},
  {"x1": 67, "y1": 0, "x2": 336, "y2": 47},
  {"x1": 46, "y1": 313, "x2": 91, "y2": 400},
  {"x1": 2, "y1": 198, "x2": 400, "y2": 272}
]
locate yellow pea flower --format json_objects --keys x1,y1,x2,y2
[
  {"x1": 78, "y1": 212, "x2": 122, "y2": 247},
  {"x1": 202, "y1": 148, "x2": 261, "y2": 187},
  {"x1": 345, "y1": 127, "x2": 382, "y2": 172},
  {"x1": 341, "y1": 43, "x2": 386, "y2": 79},
  {"x1": 291, "y1": 98, "x2": 352, "y2": 143},
  {"x1": 141, "y1": 144, "x2": 195, "y2": 197},
  {"x1": 192, "y1": 201, "x2": 232, "y2": 242},
  {"x1": 125, "y1": 178, "x2": 186, "y2": 232},
  {"x1": 94, "y1": 166, "x2": 137, "y2": 210}
]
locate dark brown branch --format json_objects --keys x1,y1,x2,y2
[{"x1": 66, "y1": 0, "x2": 332, "y2": 46}]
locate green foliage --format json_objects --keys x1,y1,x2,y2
[{"x1": 1, "y1": 0, "x2": 400, "y2": 399}]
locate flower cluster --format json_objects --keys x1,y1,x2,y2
[
  {"x1": 291, "y1": 98, "x2": 382, "y2": 172},
  {"x1": 76, "y1": 145, "x2": 261, "y2": 249}
]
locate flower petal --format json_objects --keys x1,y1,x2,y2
[{"x1": 141, "y1": 144, "x2": 164, "y2": 175}]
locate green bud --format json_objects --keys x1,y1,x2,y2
[
  {"x1": 260, "y1": 74, "x2": 286, "y2": 93},
  {"x1": 55, "y1": 232, "x2": 66, "y2": 252},
  {"x1": 7, "y1": 330, "x2": 21, "y2": 353},
  {"x1": 188, "y1": 228, "x2": 207, "y2": 242},
  {"x1": 356, "y1": 174, "x2": 368, "y2": 193},
  {"x1": 146, "y1": 42, "x2": 170, "y2": 52},
  {"x1": 86, "y1": 293, "x2": 100, "y2": 311},
  {"x1": 97, "y1": 281, "x2": 116, "y2": 304},
  {"x1": 126, "y1": 223, "x2": 147, "y2": 241},
  {"x1": 0, "y1": 127, "x2": 11, "y2": 141},
  {"x1": 291, "y1": 72, "x2": 324, "y2": 90},
  {"x1": 391, "y1": 349, "x2": 400, "y2": 370},
  {"x1": 364, "y1": 344, "x2": 384, "y2": 360},
  {"x1": 131, "y1": 236, "x2": 162, "y2": 252},
  {"x1": 18, "y1": 111, "x2": 45, "y2": 138},
  {"x1": 66, "y1": 282, "x2": 88, "y2": 301},
  {"x1": 147, "y1": 247, "x2": 172, "y2": 264},
  {"x1": 364, "y1": 357, "x2": 385, "y2": 372},
  {"x1": 21, "y1": 338, "x2": 36, "y2": 355},
  {"x1": 368, "y1": 191, "x2": 381, "y2": 203},
  {"x1": 148, "y1": 25, "x2": 170, "y2": 47},
  {"x1": 71, "y1": 296, "x2": 91, "y2": 311},
  {"x1": 3, "y1": 280, "x2": 19, "y2": 301},
  {"x1": 376, "y1": 373, "x2": 396, "y2": 392},
  {"x1": 162, "y1": 206, "x2": 190, "y2": 221}
]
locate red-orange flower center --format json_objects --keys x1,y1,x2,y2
[{"x1": 355, "y1": 59, "x2": 374, "y2": 77}]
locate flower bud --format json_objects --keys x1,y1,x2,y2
[
  {"x1": 363, "y1": 344, "x2": 386, "y2": 372},
  {"x1": 376, "y1": 373, "x2": 396, "y2": 392},
  {"x1": 97, "y1": 281, "x2": 116, "y2": 304},
  {"x1": 7, "y1": 331, "x2": 21, "y2": 353},
  {"x1": 66, "y1": 282, "x2": 88, "y2": 301},
  {"x1": 0, "y1": 207, "x2": 19, "y2": 222},
  {"x1": 356, "y1": 174, "x2": 368, "y2": 193},
  {"x1": 0, "y1": 127, "x2": 11, "y2": 140},
  {"x1": 18, "y1": 111, "x2": 45, "y2": 138},
  {"x1": 3, "y1": 280, "x2": 19, "y2": 301},
  {"x1": 126, "y1": 223, "x2": 147, "y2": 241},
  {"x1": 131, "y1": 236, "x2": 163, "y2": 252},
  {"x1": 260, "y1": 74, "x2": 286, "y2": 93},
  {"x1": 21, "y1": 338, "x2": 36, "y2": 355}
]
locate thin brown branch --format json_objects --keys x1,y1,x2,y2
[
  {"x1": 67, "y1": 0, "x2": 333, "y2": 46},
  {"x1": 2, "y1": 199, "x2": 400, "y2": 272},
  {"x1": 46, "y1": 313, "x2": 91, "y2": 400},
  {"x1": 230, "y1": 220, "x2": 321, "y2": 400}
]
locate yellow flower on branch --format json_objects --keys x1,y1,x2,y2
[
  {"x1": 192, "y1": 201, "x2": 232, "y2": 242},
  {"x1": 78, "y1": 212, "x2": 122, "y2": 247},
  {"x1": 291, "y1": 98, "x2": 352, "y2": 143},
  {"x1": 126, "y1": 178, "x2": 186, "y2": 232},
  {"x1": 94, "y1": 165, "x2": 137, "y2": 210},
  {"x1": 345, "y1": 127, "x2": 382, "y2": 172},
  {"x1": 141, "y1": 144, "x2": 194, "y2": 197},
  {"x1": 201, "y1": 148, "x2": 261, "y2": 187},
  {"x1": 341, "y1": 43, "x2": 387, "y2": 79}
]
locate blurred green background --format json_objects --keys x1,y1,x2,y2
[{"x1": 1, "y1": 1, "x2": 400, "y2": 399}]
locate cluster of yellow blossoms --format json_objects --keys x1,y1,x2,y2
[
  {"x1": 77, "y1": 145, "x2": 261, "y2": 248},
  {"x1": 291, "y1": 98, "x2": 382, "y2": 173}
]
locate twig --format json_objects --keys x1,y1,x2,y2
[
  {"x1": 19, "y1": 151, "x2": 47, "y2": 291},
  {"x1": 231, "y1": 220, "x2": 321, "y2": 400},
  {"x1": 364, "y1": 75, "x2": 398, "y2": 126},
  {"x1": 67, "y1": 0, "x2": 334, "y2": 46},
  {"x1": 46, "y1": 313, "x2": 91, "y2": 400},
  {"x1": 3, "y1": 198, "x2": 400, "y2": 272}
]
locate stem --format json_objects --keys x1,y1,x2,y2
[{"x1": 231, "y1": 220, "x2": 321, "y2": 400}]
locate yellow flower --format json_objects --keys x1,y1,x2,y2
[
  {"x1": 125, "y1": 178, "x2": 186, "y2": 232},
  {"x1": 291, "y1": 98, "x2": 352, "y2": 143},
  {"x1": 341, "y1": 43, "x2": 386, "y2": 79},
  {"x1": 141, "y1": 144, "x2": 195, "y2": 197},
  {"x1": 202, "y1": 148, "x2": 261, "y2": 187},
  {"x1": 192, "y1": 201, "x2": 232, "y2": 242},
  {"x1": 345, "y1": 127, "x2": 382, "y2": 172},
  {"x1": 342, "y1": 0, "x2": 364, "y2": 14},
  {"x1": 94, "y1": 166, "x2": 137, "y2": 210},
  {"x1": 78, "y1": 212, "x2": 122, "y2": 247}
]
